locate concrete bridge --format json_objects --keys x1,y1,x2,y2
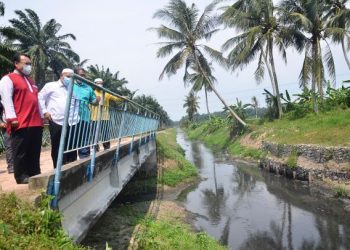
[{"x1": 0, "y1": 74, "x2": 159, "y2": 242}]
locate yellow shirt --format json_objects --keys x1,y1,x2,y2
[{"x1": 91, "y1": 90, "x2": 123, "y2": 121}]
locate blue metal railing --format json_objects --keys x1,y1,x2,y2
[{"x1": 51, "y1": 74, "x2": 159, "y2": 207}]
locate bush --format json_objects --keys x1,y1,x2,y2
[
  {"x1": 334, "y1": 185, "x2": 348, "y2": 198},
  {"x1": 0, "y1": 193, "x2": 84, "y2": 249}
]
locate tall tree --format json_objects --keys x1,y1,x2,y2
[
  {"x1": 279, "y1": 0, "x2": 348, "y2": 112},
  {"x1": 326, "y1": 0, "x2": 350, "y2": 70},
  {"x1": 220, "y1": 0, "x2": 286, "y2": 118},
  {"x1": 151, "y1": 0, "x2": 246, "y2": 126},
  {"x1": 2, "y1": 9, "x2": 79, "y2": 87},
  {"x1": 183, "y1": 91, "x2": 200, "y2": 122},
  {"x1": 185, "y1": 63, "x2": 215, "y2": 118},
  {"x1": 0, "y1": 1, "x2": 14, "y2": 76}
]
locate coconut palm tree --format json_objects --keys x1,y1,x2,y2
[
  {"x1": 183, "y1": 91, "x2": 200, "y2": 122},
  {"x1": 185, "y1": 63, "x2": 215, "y2": 118},
  {"x1": 326, "y1": 0, "x2": 350, "y2": 70},
  {"x1": 279, "y1": 0, "x2": 348, "y2": 112},
  {"x1": 151, "y1": 0, "x2": 246, "y2": 126},
  {"x1": 220, "y1": 0, "x2": 287, "y2": 118},
  {"x1": 1, "y1": 9, "x2": 79, "y2": 87}
]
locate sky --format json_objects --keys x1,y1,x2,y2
[{"x1": 1, "y1": 0, "x2": 350, "y2": 121}]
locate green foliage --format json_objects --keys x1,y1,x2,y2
[
  {"x1": 1, "y1": 9, "x2": 79, "y2": 87},
  {"x1": 0, "y1": 193, "x2": 84, "y2": 249},
  {"x1": 286, "y1": 150, "x2": 298, "y2": 169},
  {"x1": 136, "y1": 217, "x2": 226, "y2": 250},
  {"x1": 157, "y1": 129, "x2": 197, "y2": 186},
  {"x1": 334, "y1": 185, "x2": 348, "y2": 198},
  {"x1": 133, "y1": 94, "x2": 172, "y2": 127},
  {"x1": 228, "y1": 142, "x2": 266, "y2": 160}
]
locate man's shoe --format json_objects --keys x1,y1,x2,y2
[
  {"x1": 16, "y1": 176, "x2": 29, "y2": 184},
  {"x1": 7, "y1": 167, "x2": 14, "y2": 174}
]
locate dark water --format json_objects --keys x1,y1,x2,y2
[{"x1": 176, "y1": 129, "x2": 350, "y2": 250}]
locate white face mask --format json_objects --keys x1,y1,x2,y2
[
  {"x1": 97, "y1": 84, "x2": 103, "y2": 87},
  {"x1": 22, "y1": 65, "x2": 32, "y2": 76}
]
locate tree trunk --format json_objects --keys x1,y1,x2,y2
[
  {"x1": 262, "y1": 47, "x2": 277, "y2": 96},
  {"x1": 205, "y1": 88, "x2": 211, "y2": 120},
  {"x1": 193, "y1": 53, "x2": 247, "y2": 127},
  {"x1": 316, "y1": 38, "x2": 323, "y2": 99},
  {"x1": 341, "y1": 38, "x2": 350, "y2": 70},
  {"x1": 312, "y1": 40, "x2": 319, "y2": 113},
  {"x1": 268, "y1": 38, "x2": 283, "y2": 118},
  {"x1": 255, "y1": 107, "x2": 258, "y2": 119}
]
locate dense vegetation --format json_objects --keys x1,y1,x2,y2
[
  {"x1": 157, "y1": 128, "x2": 197, "y2": 186},
  {"x1": 0, "y1": 193, "x2": 84, "y2": 249}
]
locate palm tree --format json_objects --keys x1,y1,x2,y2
[
  {"x1": 326, "y1": 0, "x2": 350, "y2": 70},
  {"x1": 0, "y1": 1, "x2": 14, "y2": 76},
  {"x1": 87, "y1": 64, "x2": 128, "y2": 94},
  {"x1": 151, "y1": 0, "x2": 246, "y2": 126},
  {"x1": 183, "y1": 91, "x2": 200, "y2": 122},
  {"x1": 251, "y1": 96, "x2": 259, "y2": 118},
  {"x1": 133, "y1": 94, "x2": 171, "y2": 127},
  {"x1": 279, "y1": 0, "x2": 347, "y2": 112},
  {"x1": 220, "y1": 0, "x2": 286, "y2": 118},
  {"x1": 2, "y1": 9, "x2": 79, "y2": 87},
  {"x1": 185, "y1": 63, "x2": 215, "y2": 118}
]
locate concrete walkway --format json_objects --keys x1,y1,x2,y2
[{"x1": 0, "y1": 137, "x2": 139, "y2": 197}]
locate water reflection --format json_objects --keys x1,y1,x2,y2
[{"x1": 176, "y1": 129, "x2": 350, "y2": 250}]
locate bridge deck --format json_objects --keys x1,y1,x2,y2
[{"x1": 0, "y1": 137, "x2": 135, "y2": 197}]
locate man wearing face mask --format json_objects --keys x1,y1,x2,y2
[
  {"x1": 92, "y1": 78, "x2": 125, "y2": 150},
  {"x1": 39, "y1": 69, "x2": 80, "y2": 168},
  {"x1": 0, "y1": 53, "x2": 43, "y2": 184}
]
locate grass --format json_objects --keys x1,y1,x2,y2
[
  {"x1": 334, "y1": 185, "x2": 349, "y2": 198},
  {"x1": 136, "y1": 217, "x2": 226, "y2": 250},
  {"x1": 157, "y1": 129, "x2": 197, "y2": 186},
  {"x1": 259, "y1": 109, "x2": 350, "y2": 146},
  {"x1": 0, "y1": 193, "x2": 84, "y2": 250},
  {"x1": 187, "y1": 124, "x2": 266, "y2": 160}
]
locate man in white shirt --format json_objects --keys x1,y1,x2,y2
[{"x1": 39, "y1": 68, "x2": 79, "y2": 168}]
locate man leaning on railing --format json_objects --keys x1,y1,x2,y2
[
  {"x1": 39, "y1": 68, "x2": 80, "y2": 168},
  {"x1": 92, "y1": 78, "x2": 126, "y2": 151}
]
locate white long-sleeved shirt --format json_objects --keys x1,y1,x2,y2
[{"x1": 39, "y1": 80, "x2": 80, "y2": 126}]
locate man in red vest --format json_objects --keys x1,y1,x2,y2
[{"x1": 0, "y1": 53, "x2": 43, "y2": 184}]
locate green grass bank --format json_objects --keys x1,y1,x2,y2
[
  {"x1": 157, "y1": 128, "x2": 198, "y2": 186},
  {"x1": 0, "y1": 193, "x2": 84, "y2": 250}
]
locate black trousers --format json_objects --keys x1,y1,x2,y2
[
  {"x1": 11, "y1": 127, "x2": 43, "y2": 183},
  {"x1": 49, "y1": 121, "x2": 77, "y2": 168}
]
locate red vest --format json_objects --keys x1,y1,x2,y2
[{"x1": 6, "y1": 73, "x2": 43, "y2": 133}]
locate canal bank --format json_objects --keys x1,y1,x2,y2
[{"x1": 185, "y1": 114, "x2": 350, "y2": 200}]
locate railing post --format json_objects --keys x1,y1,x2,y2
[
  {"x1": 129, "y1": 108, "x2": 140, "y2": 154},
  {"x1": 88, "y1": 91, "x2": 105, "y2": 182},
  {"x1": 51, "y1": 77, "x2": 74, "y2": 208},
  {"x1": 113, "y1": 101, "x2": 128, "y2": 167},
  {"x1": 139, "y1": 111, "x2": 147, "y2": 147}
]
